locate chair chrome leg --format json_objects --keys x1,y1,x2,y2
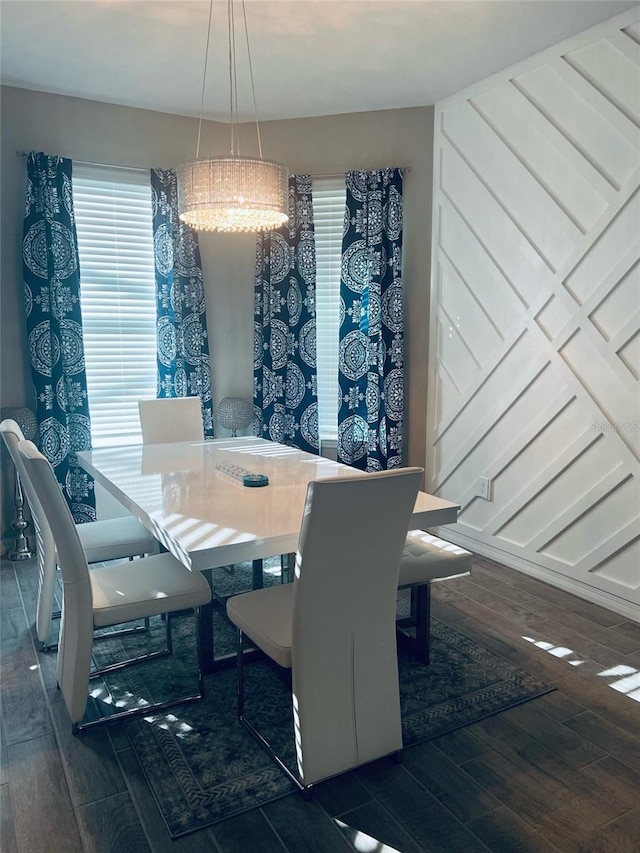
[
  {"x1": 166, "y1": 611, "x2": 173, "y2": 654},
  {"x1": 89, "y1": 646, "x2": 171, "y2": 678},
  {"x1": 42, "y1": 617, "x2": 152, "y2": 655},
  {"x1": 194, "y1": 607, "x2": 205, "y2": 696},
  {"x1": 73, "y1": 691, "x2": 204, "y2": 734},
  {"x1": 75, "y1": 607, "x2": 205, "y2": 735},
  {"x1": 236, "y1": 633, "x2": 311, "y2": 798},
  {"x1": 239, "y1": 713, "x2": 311, "y2": 797},
  {"x1": 94, "y1": 621, "x2": 151, "y2": 642},
  {"x1": 237, "y1": 630, "x2": 245, "y2": 718},
  {"x1": 90, "y1": 615, "x2": 173, "y2": 677}
]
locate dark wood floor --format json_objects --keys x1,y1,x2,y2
[{"x1": 1, "y1": 551, "x2": 639, "y2": 853}]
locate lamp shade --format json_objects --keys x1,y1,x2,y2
[
  {"x1": 216, "y1": 397, "x2": 253, "y2": 436},
  {"x1": 0, "y1": 407, "x2": 37, "y2": 441},
  {"x1": 177, "y1": 156, "x2": 289, "y2": 233}
]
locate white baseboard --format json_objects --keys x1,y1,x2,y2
[{"x1": 431, "y1": 526, "x2": 640, "y2": 625}]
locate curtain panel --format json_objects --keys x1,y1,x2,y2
[
  {"x1": 253, "y1": 174, "x2": 319, "y2": 453},
  {"x1": 22, "y1": 151, "x2": 96, "y2": 522},
  {"x1": 150, "y1": 169, "x2": 214, "y2": 437},
  {"x1": 337, "y1": 168, "x2": 404, "y2": 471}
]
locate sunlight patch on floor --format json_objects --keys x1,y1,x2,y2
[
  {"x1": 334, "y1": 819, "x2": 402, "y2": 853},
  {"x1": 522, "y1": 635, "x2": 640, "y2": 702},
  {"x1": 142, "y1": 712, "x2": 195, "y2": 738}
]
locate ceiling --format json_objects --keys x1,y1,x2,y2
[{"x1": 1, "y1": 1, "x2": 637, "y2": 122}]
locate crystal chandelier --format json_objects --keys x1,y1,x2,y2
[{"x1": 177, "y1": 0, "x2": 289, "y2": 233}]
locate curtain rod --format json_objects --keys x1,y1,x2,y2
[
  {"x1": 17, "y1": 151, "x2": 409, "y2": 179},
  {"x1": 311, "y1": 167, "x2": 410, "y2": 179},
  {"x1": 16, "y1": 150, "x2": 149, "y2": 173}
]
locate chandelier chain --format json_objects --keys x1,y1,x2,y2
[
  {"x1": 227, "y1": 0, "x2": 238, "y2": 157},
  {"x1": 196, "y1": 0, "x2": 215, "y2": 159},
  {"x1": 241, "y1": 0, "x2": 263, "y2": 160}
]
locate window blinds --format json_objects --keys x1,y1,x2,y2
[
  {"x1": 73, "y1": 163, "x2": 157, "y2": 447},
  {"x1": 312, "y1": 177, "x2": 345, "y2": 443}
]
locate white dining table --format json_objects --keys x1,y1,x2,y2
[{"x1": 78, "y1": 437, "x2": 460, "y2": 670}]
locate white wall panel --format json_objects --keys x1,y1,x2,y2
[
  {"x1": 428, "y1": 9, "x2": 640, "y2": 619},
  {"x1": 470, "y1": 85, "x2": 611, "y2": 231},
  {"x1": 619, "y1": 329, "x2": 640, "y2": 378},
  {"x1": 515, "y1": 62, "x2": 638, "y2": 189}
]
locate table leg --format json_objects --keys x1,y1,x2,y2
[
  {"x1": 252, "y1": 559, "x2": 264, "y2": 590},
  {"x1": 198, "y1": 566, "x2": 264, "y2": 674},
  {"x1": 412, "y1": 585, "x2": 431, "y2": 664},
  {"x1": 199, "y1": 569, "x2": 216, "y2": 673}
]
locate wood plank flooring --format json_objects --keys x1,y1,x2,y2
[{"x1": 1, "y1": 553, "x2": 639, "y2": 852}]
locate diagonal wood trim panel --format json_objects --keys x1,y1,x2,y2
[{"x1": 427, "y1": 8, "x2": 640, "y2": 619}]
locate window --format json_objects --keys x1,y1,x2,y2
[
  {"x1": 73, "y1": 164, "x2": 157, "y2": 447},
  {"x1": 312, "y1": 177, "x2": 345, "y2": 445}
]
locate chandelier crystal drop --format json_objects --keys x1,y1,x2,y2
[{"x1": 177, "y1": 0, "x2": 289, "y2": 233}]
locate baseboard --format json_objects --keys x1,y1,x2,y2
[{"x1": 431, "y1": 526, "x2": 640, "y2": 625}]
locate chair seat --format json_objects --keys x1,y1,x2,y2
[
  {"x1": 227, "y1": 583, "x2": 294, "y2": 668},
  {"x1": 72, "y1": 516, "x2": 157, "y2": 564},
  {"x1": 92, "y1": 552, "x2": 211, "y2": 627},
  {"x1": 398, "y1": 530, "x2": 472, "y2": 587}
]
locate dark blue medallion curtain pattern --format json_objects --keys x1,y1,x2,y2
[
  {"x1": 23, "y1": 151, "x2": 96, "y2": 522},
  {"x1": 337, "y1": 168, "x2": 404, "y2": 471},
  {"x1": 253, "y1": 175, "x2": 318, "y2": 453},
  {"x1": 150, "y1": 169, "x2": 214, "y2": 436}
]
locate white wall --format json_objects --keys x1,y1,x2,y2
[
  {"x1": 0, "y1": 87, "x2": 433, "y2": 533},
  {"x1": 427, "y1": 9, "x2": 640, "y2": 620}
]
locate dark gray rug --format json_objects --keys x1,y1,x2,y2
[{"x1": 88, "y1": 562, "x2": 553, "y2": 838}]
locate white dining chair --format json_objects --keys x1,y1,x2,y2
[
  {"x1": 138, "y1": 397, "x2": 204, "y2": 444},
  {"x1": 226, "y1": 467, "x2": 423, "y2": 796},
  {"x1": 397, "y1": 530, "x2": 472, "y2": 663},
  {"x1": 1, "y1": 419, "x2": 158, "y2": 651},
  {"x1": 19, "y1": 440, "x2": 212, "y2": 734}
]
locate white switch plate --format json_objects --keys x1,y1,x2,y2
[{"x1": 476, "y1": 477, "x2": 492, "y2": 500}]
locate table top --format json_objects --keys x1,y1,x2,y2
[{"x1": 78, "y1": 438, "x2": 460, "y2": 572}]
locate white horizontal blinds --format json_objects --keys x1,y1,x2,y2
[
  {"x1": 73, "y1": 163, "x2": 157, "y2": 448},
  {"x1": 312, "y1": 176, "x2": 345, "y2": 443}
]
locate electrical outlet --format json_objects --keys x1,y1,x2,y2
[{"x1": 476, "y1": 477, "x2": 492, "y2": 501}]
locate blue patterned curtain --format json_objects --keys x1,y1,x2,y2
[
  {"x1": 150, "y1": 169, "x2": 214, "y2": 436},
  {"x1": 23, "y1": 152, "x2": 96, "y2": 522},
  {"x1": 337, "y1": 168, "x2": 404, "y2": 470},
  {"x1": 253, "y1": 175, "x2": 318, "y2": 453}
]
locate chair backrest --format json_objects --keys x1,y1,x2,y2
[
  {"x1": 291, "y1": 466, "x2": 422, "y2": 785},
  {"x1": 1, "y1": 419, "x2": 57, "y2": 644},
  {"x1": 19, "y1": 440, "x2": 94, "y2": 723},
  {"x1": 138, "y1": 397, "x2": 204, "y2": 444}
]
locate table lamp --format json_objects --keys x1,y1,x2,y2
[
  {"x1": 216, "y1": 397, "x2": 253, "y2": 437},
  {"x1": 0, "y1": 406, "x2": 37, "y2": 560}
]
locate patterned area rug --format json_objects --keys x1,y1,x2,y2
[{"x1": 88, "y1": 562, "x2": 553, "y2": 838}]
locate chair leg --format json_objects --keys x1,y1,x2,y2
[
  {"x1": 239, "y1": 709, "x2": 312, "y2": 798},
  {"x1": 194, "y1": 606, "x2": 205, "y2": 696},
  {"x1": 42, "y1": 616, "x2": 152, "y2": 654},
  {"x1": 90, "y1": 613, "x2": 174, "y2": 678},
  {"x1": 237, "y1": 629, "x2": 245, "y2": 718},
  {"x1": 235, "y1": 632, "x2": 311, "y2": 798},
  {"x1": 74, "y1": 607, "x2": 205, "y2": 734}
]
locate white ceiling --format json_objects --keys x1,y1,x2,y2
[{"x1": 1, "y1": 1, "x2": 637, "y2": 122}]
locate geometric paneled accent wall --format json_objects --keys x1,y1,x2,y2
[{"x1": 427, "y1": 9, "x2": 640, "y2": 618}]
